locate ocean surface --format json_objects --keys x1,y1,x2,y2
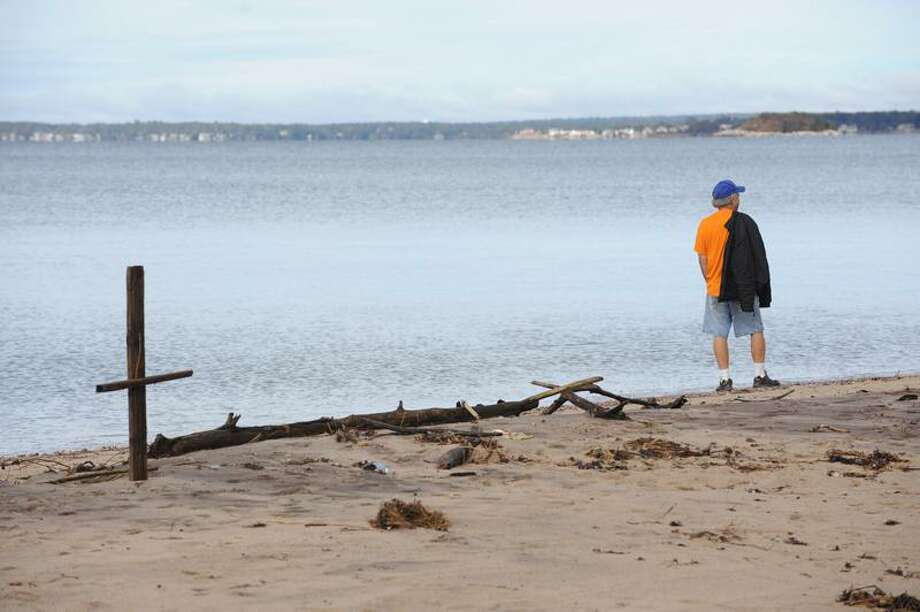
[{"x1": 2, "y1": 136, "x2": 919, "y2": 454}]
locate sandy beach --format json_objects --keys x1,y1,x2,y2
[{"x1": 2, "y1": 375, "x2": 918, "y2": 611}]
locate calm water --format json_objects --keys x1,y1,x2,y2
[{"x1": 2, "y1": 136, "x2": 919, "y2": 454}]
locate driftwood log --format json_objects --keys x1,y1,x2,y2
[
  {"x1": 148, "y1": 398, "x2": 538, "y2": 458},
  {"x1": 146, "y1": 375, "x2": 669, "y2": 459},
  {"x1": 533, "y1": 380, "x2": 686, "y2": 414},
  {"x1": 353, "y1": 417, "x2": 501, "y2": 438}
]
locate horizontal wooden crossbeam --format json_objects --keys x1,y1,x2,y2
[{"x1": 96, "y1": 369, "x2": 193, "y2": 393}]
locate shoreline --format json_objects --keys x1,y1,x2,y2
[
  {"x1": 1, "y1": 372, "x2": 917, "y2": 609},
  {"x1": 4, "y1": 371, "x2": 917, "y2": 463},
  {"x1": 3, "y1": 131, "x2": 916, "y2": 145}
]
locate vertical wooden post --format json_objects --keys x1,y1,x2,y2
[{"x1": 126, "y1": 266, "x2": 147, "y2": 481}]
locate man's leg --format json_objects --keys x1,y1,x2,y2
[
  {"x1": 713, "y1": 336, "x2": 730, "y2": 370},
  {"x1": 703, "y1": 295, "x2": 733, "y2": 390},
  {"x1": 750, "y1": 331, "x2": 765, "y2": 364},
  {"x1": 749, "y1": 329, "x2": 779, "y2": 387},
  {"x1": 713, "y1": 336, "x2": 731, "y2": 390}
]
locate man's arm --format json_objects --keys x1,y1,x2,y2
[{"x1": 697, "y1": 254, "x2": 708, "y2": 282}]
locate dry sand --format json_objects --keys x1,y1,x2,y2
[{"x1": 2, "y1": 375, "x2": 919, "y2": 611}]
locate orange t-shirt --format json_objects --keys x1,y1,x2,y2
[{"x1": 694, "y1": 207, "x2": 733, "y2": 297}]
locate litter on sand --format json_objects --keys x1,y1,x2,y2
[{"x1": 355, "y1": 460, "x2": 390, "y2": 475}]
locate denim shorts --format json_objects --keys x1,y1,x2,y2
[{"x1": 702, "y1": 294, "x2": 764, "y2": 338}]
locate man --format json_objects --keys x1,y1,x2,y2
[{"x1": 694, "y1": 179, "x2": 779, "y2": 392}]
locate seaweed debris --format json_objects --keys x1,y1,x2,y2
[
  {"x1": 565, "y1": 439, "x2": 772, "y2": 472},
  {"x1": 827, "y1": 449, "x2": 905, "y2": 471},
  {"x1": 572, "y1": 447, "x2": 632, "y2": 471},
  {"x1": 838, "y1": 585, "x2": 920, "y2": 610},
  {"x1": 416, "y1": 430, "x2": 468, "y2": 445},
  {"x1": 370, "y1": 499, "x2": 449, "y2": 531},
  {"x1": 623, "y1": 438, "x2": 709, "y2": 459}
]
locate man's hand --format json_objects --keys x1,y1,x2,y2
[{"x1": 697, "y1": 254, "x2": 708, "y2": 282}]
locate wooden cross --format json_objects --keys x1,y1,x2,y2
[{"x1": 95, "y1": 266, "x2": 192, "y2": 481}]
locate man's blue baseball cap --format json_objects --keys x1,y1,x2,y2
[{"x1": 712, "y1": 179, "x2": 746, "y2": 200}]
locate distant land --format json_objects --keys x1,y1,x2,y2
[{"x1": 1, "y1": 111, "x2": 917, "y2": 143}]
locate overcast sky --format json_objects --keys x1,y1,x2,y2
[{"x1": 2, "y1": 0, "x2": 918, "y2": 123}]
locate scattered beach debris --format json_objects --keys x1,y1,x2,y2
[
  {"x1": 688, "y1": 528, "x2": 741, "y2": 544},
  {"x1": 370, "y1": 499, "x2": 449, "y2": 531},
  {"x1": 284, "y1": 456, "x2": 331, "y2": 466},
  {"x1": 592, "y1": 548, "x2": 626, "y2": 555},
  {"x1": 437, "y1": 447, "x2": 471, "y2": 470},
  {"x1": 828, "y1": 470, "x2": 870, "y2": 478},
  {"x1": 245, "y1": 522, "x2": 267, "y2": 528},
  {"x1": 886, "y1": 568, "x2": 920, "y2": 579},
  {"x1": 668, "y1": 558, "x2": 700, "y2": 567},
  {"x1": 785, "y1": 535, "x2": 808, "y2": 546},
  {"x1": 837, "y1": 585, "x2": 920, "y2": 610},
  {"x1": 416, "y1": 430, "x2": 468, "y2": 445},
  {"x1": 48, "y1": 466, "x2": 159, "y2": 484},
  {"x1": 569, "y1": 447, "x2": 632, "y2": 471},
  {"x1": 241, "y1": 462, "x2": 264, "y2": 470},
  {"x1": 897, "y1": 393, "x2": 918, "y2": 401},
  {"x1": 502, "y1": 431, "x2": 535, "y2": 441},
  {"x1": 449, "y1": 471, "x2": 477, "y2": 478},
  {"x1": 812, "y1": 424, "x2": 851, "y2": 433},
  {"x1": 827, "y1": 449, "x2": 906, "y2": 471},
  {"x1": 718, "y1": 446, "x2": 777, "y2": 472},
  {"x1": 334, "y1": 427, "x2": 359, "y2": 444},
  {"x1": 884, "y1": 519, "x2": 901, "y2": 526},
  {"x1": 624, "y1": 438, "x2": 708, "y2": 459},
  {"x1": 355, "y1": 460, "x2": 390, "y2": 475},
  {"x1": 436, "y1": 438, "x2": 509, "y2": 470},
  {"x1": 3, "y1": 455, "x2": 104, "y2": 475},
  {"x1": 638, "y1": 396, "x2": 688, "y2": 410},
  {"x1": 467, "y1": 441, "x2": 510, "y2": 465},
  {"x1": 562, "y1": 438, "x2": 773, "y2": 472},
  {"x1": 733, "y1": 389, "x2": 795, "y2": 403}
]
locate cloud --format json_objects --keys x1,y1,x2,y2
[{"x1": 1, "y1": 0, "x2": 918, "y2": 122}]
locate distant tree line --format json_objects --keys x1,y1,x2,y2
[
  {"x1": 817, "y1": 111, "x2": 920, "y2": 132},
  {"x1": 1, "y1": 111, "x2": 916, "y2": 142},
  {"x1": 1, "y1": 117, "x2": 716, "y2": 141}
]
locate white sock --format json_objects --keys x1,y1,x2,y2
[
  {"x1": 719, "y1": 368, "x2": 731, "y2": 383},
  {"x1": 754, "y1": 362, "x2": 766, "y2": 378}
]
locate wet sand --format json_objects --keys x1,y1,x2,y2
[{"x1": 2, "y1": 375, "x2": 918, "y2": 611}]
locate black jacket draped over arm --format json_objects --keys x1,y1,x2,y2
[{"x1": 718, "y1": 211, "x2": 772, "y2": 312}]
